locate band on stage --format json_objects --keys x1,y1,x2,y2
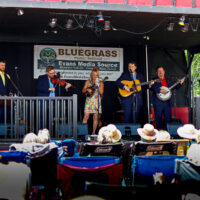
[{"x1": 0, "y1": 59, "x2": 186, "y2": 133}]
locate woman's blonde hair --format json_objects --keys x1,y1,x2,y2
[{"x1": 90, "y1": 68, "x2": 99, "y2": 78}]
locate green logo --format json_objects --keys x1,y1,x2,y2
[{"x1": 40, "y1": 48, "x2": 56, "y2": 64}]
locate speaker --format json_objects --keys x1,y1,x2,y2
[
  {"x1": 114, "y1": 123, "x2": 141, "y2": 136},
  {"x1": 59, "y1": 123, "x2": 88, "y2": 137},
  {"x1": 194, "y1": 97, "x2": 200, "y2": 129},
  {"x1": 166, "y1": 123, "x2": 183, "y2": 138}
]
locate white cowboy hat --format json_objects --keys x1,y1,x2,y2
[
  {"x1": 177, "y1": 124, "x2": 199, "y2": 139},
  {"x1": 187, "y1": 144, "x2": 200, "y2": 166},
  {"x1": 137, "y1": 123, "x2": 159, "y2": 141},
  {"x1": 156, "y1": 130, "x2": 171, "y2": 142}
]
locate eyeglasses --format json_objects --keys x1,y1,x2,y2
[{"x1": 48, "y1": 72, "x2": 55, "y2": 74}]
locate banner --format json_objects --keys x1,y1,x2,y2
[{"x1": 34, "y1": 45, "x2": 123, "y2": 81}]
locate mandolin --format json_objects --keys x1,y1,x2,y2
[
  {"x1": 119, "y1": 79, "x2": 159, "y2": 97},
  {"x1": 86, "y1": 77, "x2": 108, "y2": 97},
  {"x1": 156, "y1": 74, "x2": 188, "y2": 101}
]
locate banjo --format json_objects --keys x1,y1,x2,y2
[{"x1": 157, "y1": 74, "x2": 188, "y2": 101}]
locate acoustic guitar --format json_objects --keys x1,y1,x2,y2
[
  {"x1": 156, "y1": 74, "x2": 188, "y2": 101},
  {"x1": 119, "y1": 79, "x2": 159, "y2": 97},
  {"x1": 86, "y1": 77, "x2": 108, "y2": 97}
]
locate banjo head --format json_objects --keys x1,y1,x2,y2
[{"x1": 157, "y1": 86, "x2": 172, "y2": 101}]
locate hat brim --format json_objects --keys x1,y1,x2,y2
[
  {"x1": 177, "y1": 127, "x2": 198, "y2": 139},
  {"x1": 137, "y1": 128, "x2": 159, "y2": 141}
]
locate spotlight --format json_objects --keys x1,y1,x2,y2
[
  {"x1": 178, "y1": 16, "x2": 185, "y2": 26},
  {"x1": 97, "y1": 12, "x2": 104, "y2": 22},
  {"x1": 17, "y1": 9, "x2": 24, "y2": 16},
  {"x1": 52, "y1": 30, "x2": 58, "y2": 34},
  {"x1": 43, "y1": 30, "x2": 49, "y2": 34},
  {"x1": 49, "y1": 18, "x2": 57, "y2": 28},
  {"x1": 104, "y1": 20, "x2": 111, "y2": 31},
  {"x1": 87, "y1": 18, "x2": 95, "y2": 29},
  {"x1": 65, "y1": 19, "x2": 73, "y2": 29},
  {"x1": 180, "y1": 21, "x2": 189, "y2": 32},
  {"x1": 166, "y1": 21, "x2": 174, "y2": 31}
]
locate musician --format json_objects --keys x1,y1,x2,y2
[
  {"x1": 37, "y1": 66, "x2": 72, "y2": 128},
  {"x1": 0, "y1": 60, "x2": 12, "y2": 123},
  {"x1": 37, "y1": 66, "x2": 71, "y2": 97},
  {"x1": 116, "y1": 61, "x2": 150, "y2": 123},
  {"x1": 150, "y1": 66, "x2": 185, "y2": 130},
  {"x1": 82, "y1": 67, "x2": 104, "y2": 135}
]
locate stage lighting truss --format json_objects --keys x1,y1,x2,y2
[{"x1": 48, "y1": 12, "x2": 111, "y2": 35}]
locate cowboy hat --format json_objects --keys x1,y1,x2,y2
[
  {"x1": 177, "y1": 124, "x2": 199, "y2": 139},
  {"x1": 156, "y1": 130, "x2": 171, "y2": 142},
  {"x1": 186, "y1": 144, "x2": 200, "y2": 166},
  {"x1": 137, "y1": 123, "x2": 159, "y2": 141}
]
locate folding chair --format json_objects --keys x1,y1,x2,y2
[
  {"x1": 57, "y1": 156, "x2": 123, "y2": 199},
  {"x1": 79, "y1": 142, "x2": 124, "y2": 157},
  {"x1": 132, "y1": 155, "x2": 186, "y2": 186},
  {"x1": 134, "y1": 141, "x2": 178, "y2": 156}
]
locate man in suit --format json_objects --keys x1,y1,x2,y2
[
  {"x1": 37, "y1": 66, "x2": 72, "y2": 128},
  {"x1": 116, "y1": 61, "x2": 150, "y2": 123},
  {"x1": 150, "y1": 66, "x2": 185, "y2": 130},
  {"x1": 0, "y1": 60, "x2": 12, "y2": 123},
  {"x1": 37, "y1": 66, "x2": 71, "y2": 97}
]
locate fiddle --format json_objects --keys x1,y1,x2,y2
[{"x1": 50, "y1": 76, "x2": 75, "y2": 89}]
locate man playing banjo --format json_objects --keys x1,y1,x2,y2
[{"x1": 150, "y1": 66, "x2": 185, "y2": 130}]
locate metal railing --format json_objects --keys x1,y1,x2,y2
[{"x1": 0, "y1": 94, "x2": 78, "y2": 141}]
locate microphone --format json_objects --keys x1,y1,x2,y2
[{"x1": 56, "y1": 72, "x2": 60, "y2": 78}]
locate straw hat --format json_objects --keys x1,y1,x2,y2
[
  {"x1": 97, "y1": 124, "x2": 122, "y2": 144},
  {"x1": 177, "y1": 124, "x2": 199, "y2": 139},
  {"x1": 186, "y1": 144, "x2": 200, "y2": 166},
  {"x1": 137, "y1": 123, "x2": 159, "y2": 141},
  {"x1": 156, "y1": 130, "x2": 171, "y2": 142}
]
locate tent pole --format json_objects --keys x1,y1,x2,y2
[{"x1": 145, "y1": 44, "x2": 150, "y2": 123}]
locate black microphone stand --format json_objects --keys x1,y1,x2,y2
[
  {"x1": 14, "y1": 66, "x2": 21, "y2": 96},
  {"x1": 8, "y1": 75, "x2": 23, "y2": 96},
  {"x1": 96, "y1": 78, "x2": 100, "y2": 135}
]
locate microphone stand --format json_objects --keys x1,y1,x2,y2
[
  {"x1": 14, "y1": 66, "x2": 21, "y2": 96},
  {"x1": 8, "y1": 76, "x2": 23, "y2": 96},
  {"x1": 96, "y1": 78, "x2": 100, "y2": 135}
]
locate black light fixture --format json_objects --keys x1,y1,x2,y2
[
  {"x1": 180, "y1": 21, "x2": 189, "y2": 32},
  {"x1": 87, "y1": 18, "x2": 95, "y2": 29},
  {"x1": 178, "y1": 16, "x2": 185, "y2": 26},
  {"x1": 49, "y1": 18, "x2": 57, "y2": 28},
  {"x1": 104, "y1": 20, "x2": 111, "y2": 31},
  {"x1": 17, "y1": 9, "x2": 24, "y2": 16},
  {"x1": 97, "y1": 12, "x2": 104, "y2": 22},
  {"x1": 65, "y1": 19, "x2": 73, "y2": 29},
  {"x1": 166, "y1": 20, "x2": 175, "y2": 31}
]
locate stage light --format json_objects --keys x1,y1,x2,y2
[
  {"x1": 87, "y1": 18, "x2": 95, "y2": 29},
  {"x1": 17, "y1": 9, "x2": 24, "y2": 16},
  {"x1": 166, "y1": 21, "x2": 174, "y2": 31},
  {"x1": 65, "y1": 19, "x2": 73, "y2": 29},
  {"x1": 180, "y1": 21, "x2": 189, "y2": 32},
  {"x1": 49, "y1": 18, "x2": 57, "y2": 28},
  {"x1": 178, "y1": 16, "x2": 185, "y2": 26},
  {"x1": 97, "y1": 12, "x2": 104, "y2": 22},
  {"x1": 104, "y1": 20, "x2": 111, "y2": 31}
]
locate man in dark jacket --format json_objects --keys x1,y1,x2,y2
[
  {"x1": 37, "y1": 66, "x2": 72, "y2": 128},
  {"x1": 116, "y1": 61, "x2": 150, "y2": 123},
  {"x1": 150, "y1": 66, "x2": 185, "y2": 130}
]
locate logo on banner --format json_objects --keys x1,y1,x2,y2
[{"x1": 40, "y1": 48, "x2": 57, "y2": 64}]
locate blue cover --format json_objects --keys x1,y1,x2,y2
[
  {"x1": 51, "y1": 139, "x2": 77, "y2": 157},
  {"x1": 59, "y1": 157, "x2": 120, "y2": 168},
  {"x1": 0, "y1": 151, "x2": 28, "y2": 164},
  {"x1": 132, "y1": 155, "x2": 187, "y2": 185}
]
